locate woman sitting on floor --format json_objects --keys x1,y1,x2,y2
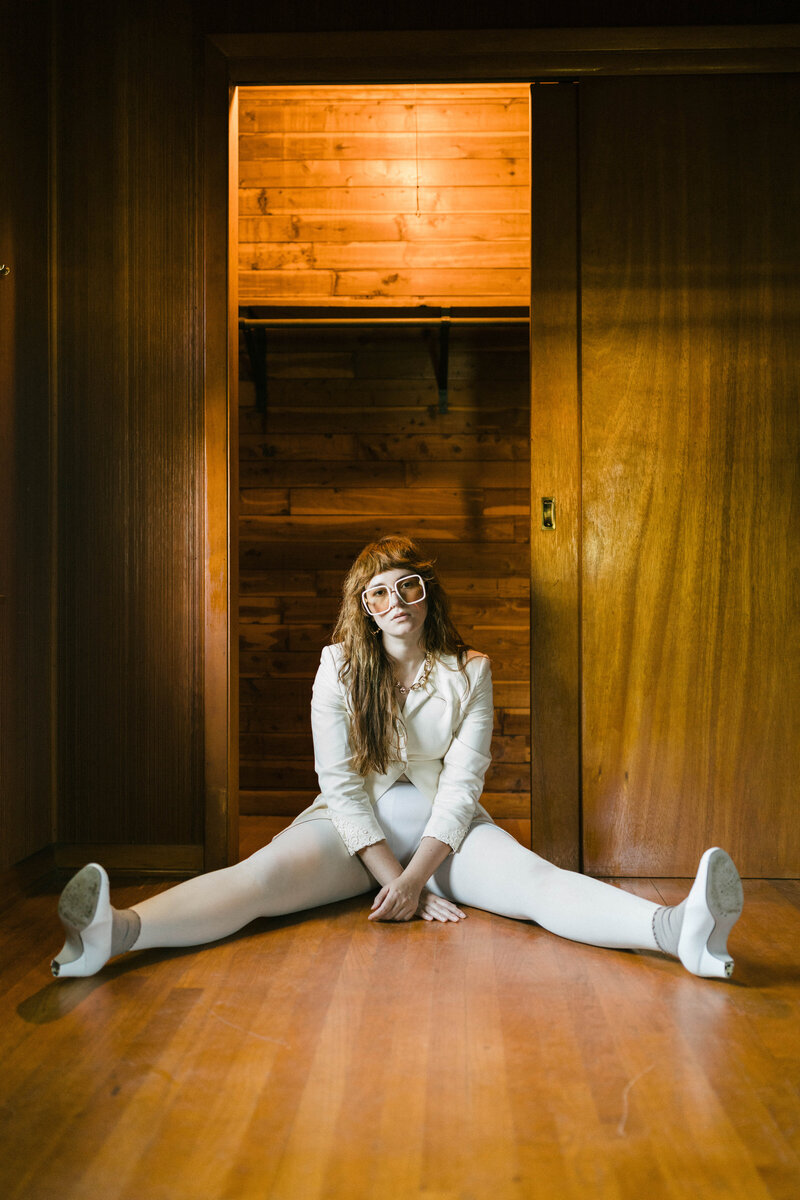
[{"x1": 51, "y1": 535, "x2": 743, "y2": 981}]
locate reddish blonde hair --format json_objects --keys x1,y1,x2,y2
[{"x1": 332, "y1": 535, "x2": 469, "y2": 775}]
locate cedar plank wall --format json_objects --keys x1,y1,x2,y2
[
  {"x1": 238, "y1": 85, "x2": 530, "y2": 307},
  {"x1": 238, "y1": 87, "x2": 531, "y2": 830}
]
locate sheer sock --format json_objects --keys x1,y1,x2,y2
[
  {"x1": 651, "y1": 899, "x2": 688, "y2": 957},
  {"x1": 112, "y1": 908, "x2": 141, "y2": 958}
]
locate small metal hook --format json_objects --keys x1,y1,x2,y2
[{"x1": 0, "y1": 265, "x2": 10, "y2": 277}]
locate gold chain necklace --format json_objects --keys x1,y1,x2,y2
[{"x1": 393, "y1": 653, "x2": 434, "y2": 696}]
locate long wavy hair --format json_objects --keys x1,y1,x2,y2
[{"x1": 332, "y1": 535, "x2": 469, "y2": 776}]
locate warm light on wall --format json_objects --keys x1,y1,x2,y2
[{"x1": 237, "y1": 83, "x2": 531, "y2": 309}]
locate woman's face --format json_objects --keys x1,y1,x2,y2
[{"x1": 363, "y1": 566, "x2": 428, "y2": 644}]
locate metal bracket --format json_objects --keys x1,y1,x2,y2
[
  {"x1": 436, "y1": 308, "x2": 451, "y2": 414},
  {"x1": 241, "y1": 308, "x2": 268, "y2": 418}
]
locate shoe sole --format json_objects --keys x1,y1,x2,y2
[
  {"x1": 679, "y1": 847, "x2": 743, "y2": 978},
  {"x1": 51, "y1": 863, "x2": 111, "y2": 977}
]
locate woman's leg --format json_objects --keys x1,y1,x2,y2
[
  {"x1": 431, "y1": 822, "x2": 659, "y2": 951},
  {"x1": 131, "y1": 820, "x2": 374, "y2": 951}
]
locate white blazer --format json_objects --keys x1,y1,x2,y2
[{"x1": 288, "y1": 643, "x2": 494, "y2": 855}]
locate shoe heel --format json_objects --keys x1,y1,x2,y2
[
  {"x1": 678, "y1": 847, "x2": 743, "y2": 980},
  {"x1": 51, "y1": 863, "x2": 113, "y2": 978}
]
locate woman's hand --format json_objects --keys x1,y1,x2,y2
[
  {"x1": 368, "y1": 876, "x2": 422, "y2": 922},
  {"x1": 416, "y1": 889, "x2": 466, "y2": 923},
  {"x1": 368, "y1": 877, "x2": 467, "y2": 924}
]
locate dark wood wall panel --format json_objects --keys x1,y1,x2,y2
[
  {"x1": 238, "y1": 325, "x2": 531, "y2": 823},
  {"x1": 0, "y1": 0, "x2": 53, "y2": 869},
  {"x1": 580, "y1": 76, "x2": 800, "y2": 876},
  {"x1": 54, "y1": 1, "x2": 203, "y2": 845}
]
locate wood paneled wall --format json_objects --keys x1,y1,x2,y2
[
  {"x1": 238, "y1": 326, "x2": 531, "y2": 822},
  {"x1": 578, "y1": 75, "x2": 800, "y2": 877},
  {"x1": 238, "y1": 85, "x2": 529, "y2": 308},
  {"x1": 53, "y1": 0, "x2": 204, "y2": 847},
  {"x1": 0, "y1": 0, "x2": 53, "y2": 870}
]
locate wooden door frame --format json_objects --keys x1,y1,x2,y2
[{"x1": 202, "y1": 25, "x2": 800, "y2": 869}]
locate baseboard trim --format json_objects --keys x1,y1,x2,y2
[
  {"x1": 0, "y1": 845, "x2": 57, "y2": 904},
  {"x1": 53, "y1": 844, "x2": 204, "y2": 876}
]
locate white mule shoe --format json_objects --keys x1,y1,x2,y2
[
  {"x1": 678, "y1": 847, "x2": 743, "y2": 979},
  {"x1": 51, "y1": 863, "x2": 113, "y2": 978}
]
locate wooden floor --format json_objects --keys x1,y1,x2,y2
[{"x1": 1, "y1": 833, "x2": 799, "y2": 1199}]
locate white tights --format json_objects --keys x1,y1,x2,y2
[{"x1": 131, "y1": 784, "x2": 660, "y2": 954}]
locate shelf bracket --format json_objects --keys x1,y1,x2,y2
[
  {"x1": 436, "y1": 308, "x2": 451, "y2": 414},
  {"x1": 242, "y1": 307, "x2": 268, "y2": 418}
]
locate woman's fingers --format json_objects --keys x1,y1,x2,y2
[
  {"x1": 417, "y1": 891, "x2": 467, "y2": 923},
  {"x1": 368, "y1": 885, "x2": 466, "y2": 924}
]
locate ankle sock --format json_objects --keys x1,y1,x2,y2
[
  {"x1": 111, "y1": 908, "x2": 141, "y2": 958},
  {"x1": 652, "y1": 899, "x2": 687, "y2": 956}
]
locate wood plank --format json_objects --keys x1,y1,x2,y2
[
  {"x1": 239, "y1": 433, "x2": 527, "y2": 462},
  {"x1": 239, "y1": 132, "x2": 528, "y2": 161},
  {"x1": 283, "y1": 487, "x2": 485, "y2": 516},
  {"x1": 53, "y1": 844, "x2": 204, "y2": 875},
  {"x1": 238, "y1": 85, "x2": 531, "y2": 101},
  {"x1": 240, "y1": 515, "x2": 516, "y2": 543},
  {"x1": 240, "y1": 763, "x2": 319, "y2": 790},
  {"x1": 499, "y1": 710, "x2": 532, "y2": 736},
  {"x1": 238, "y1": 383, "x2": 528, "y2": 410},
  {"x1": 238, "y1": 570, "x2": 317, "y2": 596},
  {"x1": 240, "y1": 678, "x2": 314, "y2": 705},
  {"x1": 239, "y1": 459, "x2": 529, "y2": 490},
  {"x1": 239, "y1": 212, "x2": 530, "y2": 243},
  {"x1": 239, "y1": 541, "x2": 531, "y2": 575},
  {"x1": 239, "y1": 407, "x2": 527, "y2": 435},
  {"x1": 239, "y1": 240, "x2": 530, "y2": 270},
  {"x1": 239, "y1": 707, "x2": 312, "y2": 734},
  {"x1": 405, "y1": 460, "x2": 530, "y2": 489},
  {"x1": 239, "y1": 461, "x2": 407, "y2": 488},
  {"x1": 240, "y1": 99, "x2": 530, "y2": 134},
  {"x1": 240, "y1": 788, "x2": 316, "y2": 814},
  {"x1": 239, "y1": 732, "x2": 315, "y2": 759},
  {"x1": 239, "y1": 268, "x2": 529, "y2": 302},
  {"x1": 239, "y1": 186, "x2": 530, "y2": 215},
  {"x1": 239, "y1": 159, "x2": 526, "y2": 188}
]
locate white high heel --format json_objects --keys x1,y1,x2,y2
[
  {"x1": 678, "y1": 847, "x2": 743, "y2": 978},
  {"x1": 51, "y1": 863, "x2": 113, "y2": 978}
]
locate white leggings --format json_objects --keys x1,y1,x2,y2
[{"x1": 131, "y1": 783, "x2": 660, "y2": 954}]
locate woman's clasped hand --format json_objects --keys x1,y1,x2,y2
[{"x1": 368, "y1": 875, "x2": 467, "y2": 923}]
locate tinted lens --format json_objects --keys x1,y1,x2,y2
[
  {"x1": 364, "y1": 585, "x2": 391, "y2": 614},
  {"x1": 397, "y1": 575, "x2": 425, "y2": 603}
]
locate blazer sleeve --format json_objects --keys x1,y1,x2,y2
[
  {"x1": 422, "y1": 655, "x2": 494, "y2": 852},
  {"x1": 311, "y1": 645, "x2": 386, "y2": 856}
]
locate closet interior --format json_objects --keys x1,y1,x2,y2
[{"x1": 235, "y1": 84, "x2": 532, "y2": 857}]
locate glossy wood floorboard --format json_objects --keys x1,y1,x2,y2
[{"x1": 1, "y1": 865, "x2": 798, "y2": 1200}]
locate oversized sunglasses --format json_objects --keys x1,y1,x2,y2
[{"x1": 361, "y1": 574, "x2": 427, "y2": 616}]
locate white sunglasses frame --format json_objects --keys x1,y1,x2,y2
[{"x1": 361, "y1": 573, "x2": 427, "y2": 616}]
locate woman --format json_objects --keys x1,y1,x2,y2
[{"x1": 51, "y1": 535, "x2": 743, "y2": 980}]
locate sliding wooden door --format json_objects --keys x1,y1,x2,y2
[{"x1": 531, "y1": 75, "x2": 800, "y2": 877}]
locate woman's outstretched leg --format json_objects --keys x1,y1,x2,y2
[
  {"x1": 431, "y1": 823, "x2": 743, "y2": 977},
  {"x1": 52, "y1": 820, "x2": 373, "y2": 977},
  {"x1": 432, "y1": 823, "x2": 659, "y2": 950}
]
